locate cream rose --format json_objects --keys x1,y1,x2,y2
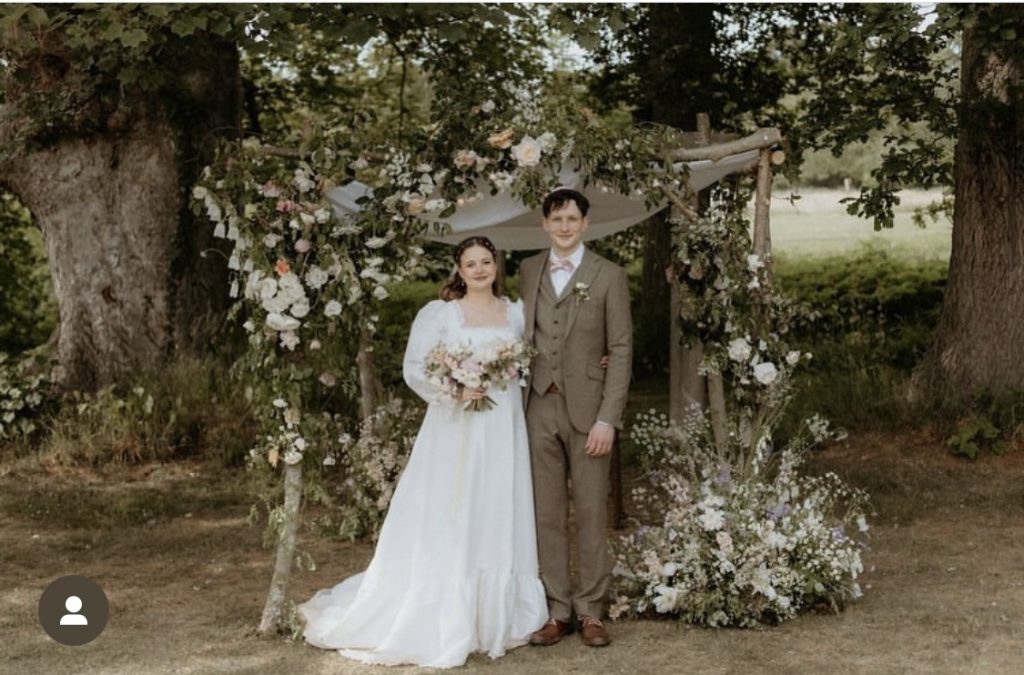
[{"x1": 511, "y1": 135, "x2": 542, "y2": 167}]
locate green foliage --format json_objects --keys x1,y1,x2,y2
[
  {"x1": 778, "y1": 245, "x2": 946, "y2": 369},
  {"x1": 0, "y1": 193, "x2": 55, "y2": 353},
  {"x1": 944, "y1": 390, "x2": 1024, "y2": 459},
  {"x1": 38, "y1": 356, "x2": 257, "y2": 466},
  {"x1": 795, "y1": 4, "x2": 1024, "y2": 229},
  {"x1": 0, "y1": 351, "x2": 56, "y2": 445},
  {"x1": 946, "y1": 415, "x2": 1002, "y2": 460},
  {"x1": 774, "y1": 246, "x2": 947, "y2": 433}
]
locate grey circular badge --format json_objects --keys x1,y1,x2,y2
[{"x1": 38, "y1": 575, "x2": 109, "y2": 646}]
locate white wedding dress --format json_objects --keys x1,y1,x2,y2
[{"x1": 298, "y1": 297, "x2": 548, "y2": 668}]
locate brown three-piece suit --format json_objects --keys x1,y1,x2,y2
[{"x1": 520, "y1": 246, "x2": 632, "y2": 622}]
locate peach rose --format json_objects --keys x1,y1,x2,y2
[{"x1": 488, "y1": 128, "x2": 515, "y2": 149}]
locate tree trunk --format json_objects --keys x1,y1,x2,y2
[
  {"x1": 912, "y1": 18, "x2": 1024, "y2": 400},
  {"x1": 8, "y1": 120, "x2": 180, "y2": 390},
  {"x1": 638, "y1": 5, "x2": 717, "y2": 379},
  {"x1": 0, "y1": 41, "x2": 240, "y2": 390}
]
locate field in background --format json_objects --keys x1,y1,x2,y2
[{"x1": 759, "y1": 188, "x2": 952, "y2": 261}]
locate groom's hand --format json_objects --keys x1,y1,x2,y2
[{"x1": 585, "y1": 422, "x2": 615, "y2": 457}]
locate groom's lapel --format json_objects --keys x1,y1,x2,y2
[{"x1": 563, "y1": 249, "x2": 601, "y2": 338}]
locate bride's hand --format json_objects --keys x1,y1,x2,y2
[{"x1": 460, "y1": 386, "x2": 487, "y2": 402}]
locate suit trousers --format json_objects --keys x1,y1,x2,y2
[{"x1": 526, "y1": 388, "x2": 611, "y2": 621}]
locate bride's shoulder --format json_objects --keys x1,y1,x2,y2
[{"x1": 416, "y1": 299, "x2": 453, "y2": 322}]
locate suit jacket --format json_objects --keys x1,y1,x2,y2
[{"x1": 521, "y1": 247, "x2": 632, "y2": 433}]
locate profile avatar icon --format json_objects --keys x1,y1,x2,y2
[
  {"x1": 59, "y1": 595, "x2": 88, "y2": 626},
  {"x1": 39, "y1": 575, "x2": 108, "y2": 645}
]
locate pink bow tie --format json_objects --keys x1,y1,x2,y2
[{"x1": 549, "y1": 257, "x2": 575, "y2": 273}]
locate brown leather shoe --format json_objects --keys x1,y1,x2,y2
[
  {"x1": 578, "y1": 615, "x2": 611, "y2": 647},
  {"x1": 529, "y1": 618, "x2": 573, "y2": 646}
]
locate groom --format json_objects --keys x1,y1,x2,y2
[{"x1": 521, "y1": 187, "x2": 632, "y2": 648}]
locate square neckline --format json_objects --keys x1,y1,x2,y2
[{"x1": 452, "y1": 297, "x2": 513, "y2": 329}]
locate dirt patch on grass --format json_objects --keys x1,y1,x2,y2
[{"x1": 2, "y1": 435, "x2": 1022, "y2": 674}]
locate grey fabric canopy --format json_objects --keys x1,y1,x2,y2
[{"x1": 327, "y1": 150, "x2": 759, "y2": 251}]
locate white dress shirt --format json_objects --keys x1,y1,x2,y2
[{"x1": 548, "y1": 244, "x2": 585, "y2": 297}]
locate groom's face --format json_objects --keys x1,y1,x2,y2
[{"x1": 542, "y1": 201, "x2": 589, "y2": 256}]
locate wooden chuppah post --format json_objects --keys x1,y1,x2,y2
[
  {"x1": 670, "y1": 114, "x2": 711, "y2": 425},
  {"x1": 752, "y1": 147, "x2": 775, "y2": 266},
  {"x1": 666, "y1": 125, "x2": 782, "y2": 452}
]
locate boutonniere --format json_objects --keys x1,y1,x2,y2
[{"x1": 572, "y1": 282, "x2": 591, "y2": 306}]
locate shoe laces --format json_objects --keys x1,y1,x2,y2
[{"x1": 580, "y1": 615, "x2": 604, "y2": 627}]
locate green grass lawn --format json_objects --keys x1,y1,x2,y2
[{"x1": 759, "y1": 188, "x2": 952, "y2": 261}]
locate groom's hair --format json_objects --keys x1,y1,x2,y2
[{"x1": 542, "y1": 188, "x2": 589, "y2": 218}]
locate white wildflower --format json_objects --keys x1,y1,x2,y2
[
  {"x1": 753, "y1": 361, "x2": 778, "y2": 385},
  {"x1": 728, "y1": 337, "x2": 752, "y2": 362}
]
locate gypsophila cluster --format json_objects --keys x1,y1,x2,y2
[
  {"x1": 327, "y1": 397, "x2": 420, "y2": 542},
  {"x1": 611, "y1": 408, "x2": 868, "y2": 627}
]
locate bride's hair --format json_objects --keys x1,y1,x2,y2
[{"x1": 439, "y1": 236, "x2": 504, "y2": 301}]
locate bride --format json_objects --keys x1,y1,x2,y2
[{"x1": 298, "y1": 236, "x2": 548, "y2": 668}]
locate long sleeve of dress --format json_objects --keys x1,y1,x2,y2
[{"x1": 403, "y1": 300, "x2": 450, "y2": 405}]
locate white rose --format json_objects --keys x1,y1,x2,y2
[
  {"x1": 305, "y1": 266, "x2": 329, "y2": 290},
  {"x1": 786, "y1": 350, "x2": 801, "y2": 366},
  {"x1": 259, "y1": 278, "x2": 278, "y2": 301},
  {"x1": 727, "y1": 337, "x2": 752, "y2": 362},
  {"x1": 747, "y1": 254, "x2": 764, "y2": 271},
  {"x1": 373, "y1": 285, "x2": 389, "y2": 300},
  {"x1": 661, "y1": 562, "x2": 678, "y2": 577},
  {"x1": 365, "y1": 237, "x2": 388, "y2": 249},
  {"x1": 652, "y1": 585, "x2": 681, "y2": 614},
  {"x1": 293, "y1": 169, "x2": 315, "y2": 193},
  {"x1": 753, "y1": 361, "x2": 779, "y2": 385},
  {"x1": 324, "y1": 300, "x2": 343, "y2": 317},
  {"x1": 290, "y1": 299, "x2": 310, "y2": 318},
  {"x1": 264, "y1": 233, "x2": 282, "y2": 248},
  {"x1": 266, "y1": 312, "x2": 300, "y2": 332},
  {"x1": 280, "y1": 330, "x2": 300, "y2": 351},
  {"x1": 511, "y1": 135, "x2": 542, "y2": 167},
  {"x1": 262, "y1": 294, "x2": 290, "y2": 314}
]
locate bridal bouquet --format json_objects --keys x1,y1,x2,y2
[{"x1": 424, "y1": 338, "x2": 535, "y2": 411}]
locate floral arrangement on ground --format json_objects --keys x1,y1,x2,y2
[{"x1": 610, "y1": 408, "x2": 869, "y2": 628}]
